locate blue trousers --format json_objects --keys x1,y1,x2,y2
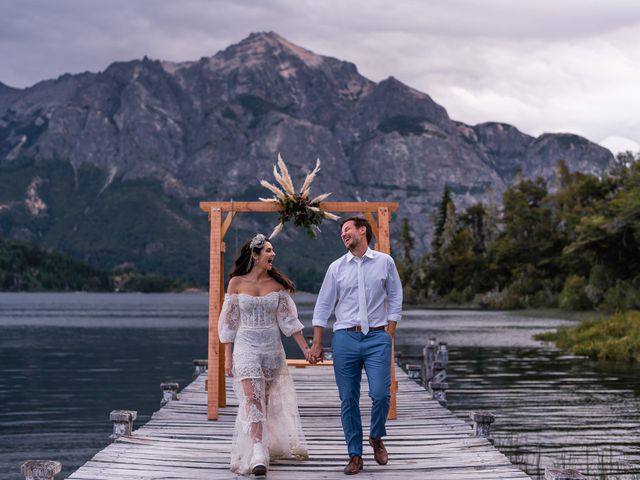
[{"x1": 332, "y1": 329, "x2": 392, "y2": 457}]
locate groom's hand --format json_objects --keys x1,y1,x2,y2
[
  {"x1": 386, "y1": 321, "x2": 397, "y2": 338},
  {"x1": 309, "y1": 342, "x2": 323, "y2": 363}
]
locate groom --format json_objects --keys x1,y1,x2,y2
[{"x1": 310, "y1": 216, "x2": 403, "y2": 475}]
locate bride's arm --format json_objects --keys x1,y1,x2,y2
[
  {"x1": 291, "y1": 331, "x2": 311, "y2": 361},
  {"x1": 224, "y1": 343, "x2": 233, "y2": 377},
  {"x1": 220, "y1": 277, "x2": 241, "y2": 377}
]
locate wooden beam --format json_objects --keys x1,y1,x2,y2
[
  {"x1": 221, "y1": 211, "x2": 236, "y2": 240},
  {"x1": 363, "y1": 212, "x2": 379, "y2": 239},
  {"x1": 286, "y1": 359, "x2": 334, "y2": 368},
  {"x1": 207, "y1": 208, "x2": 222, "y2": 420},
  {"x1": 200, "y1": 201, "x2": 399, "y2": 213},
  {"x1": 376, "y1": 207, "x2": 391, "y2": 254},
  {"x1": 218, "y1": 241, "x2": 226, "y2": 408}
]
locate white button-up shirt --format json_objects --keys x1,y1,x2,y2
[{"x1": 312, "y1": 247, "x2": 403, "y2": 331}]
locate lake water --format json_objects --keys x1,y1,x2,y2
[{"x1": 0, "y1": 293, "x2": 639, "y2": 479}]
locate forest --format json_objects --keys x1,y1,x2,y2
[{"x1": 397, "y1": 152, "x2": 640, "y2": 313}]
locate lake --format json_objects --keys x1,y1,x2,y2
[{"x1": 0, "y1": 293, "x2": 638, "y2": 479}]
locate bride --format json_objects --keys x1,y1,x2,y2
[{"x1": 218, "y1": 233, "x2": 311, "y2": 476}]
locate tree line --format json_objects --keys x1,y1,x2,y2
[
  {"x1": 396, "y1": 152, "x2": 640, "y2": 311},
  {"x1": 0, "y1": 237, "x2": 194, "y2": 292}
]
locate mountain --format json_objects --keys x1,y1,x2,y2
[{"x1": 0, "y1": 32, "x2": 614, "y2": 288}]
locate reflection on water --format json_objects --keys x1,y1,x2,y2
[
  {"x1": 0, "y1": 293, "x2": 210, "y2": 480},
  {"x1": 446, "y1": 347, "x2": 640, "y2": 479},
  {"x1": 0, "y1": 293, "x2": 639, "y2": 479}
]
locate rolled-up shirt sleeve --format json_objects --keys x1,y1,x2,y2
[
  {"x1": 312, "y1": 263, "x2": 337, "y2": 328},
  {"x1": 386, "y1": 257, "x2": 403, "y2": 322}
]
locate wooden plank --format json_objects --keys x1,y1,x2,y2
[
  {"x1": 199, "y1": 201, "x2": 399, "y2": 214},
  {"x1": 207, "y1": 207, "x2": 222, "y2": 420},
  {"x1": 286, "y1": 359, "x2": 334, "y2": 368}
]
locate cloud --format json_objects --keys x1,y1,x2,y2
[
  {"x1": 600, "y1": 136, "x2": 640, "y2": 154},
  {"x1": 1, "y1": 0, "x2": 639, "y2": 149}
]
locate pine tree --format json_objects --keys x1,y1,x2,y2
[
  {"x1": 399, "y1": 218, "x2": 414, "y2": 263},
  {"x1": 432, "y1": 184, "x2": 453, "y2": 252},
  {"x1": 439, "y1": 202, "x2": 457, "y2": 252}
]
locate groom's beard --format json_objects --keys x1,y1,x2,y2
[{"x1": 344, "y1": 237, "x2": 359, "y2": 251}]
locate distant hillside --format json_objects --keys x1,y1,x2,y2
[
  {"x1": 0, "y1": 235, "x2": 197, "y2": 292},
  {"x1": 0, "y1": 236, "x2": 110, "y2": 291}
]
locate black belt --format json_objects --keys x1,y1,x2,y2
[{"x1": 345, "y1": 325, "x2": 386, "y2": 332}]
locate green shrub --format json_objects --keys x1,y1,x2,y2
[
  {"x1": 600, "y1": 279, "x2": 640, "y2": 313},
  {"x1": 536, "y1": 310, "x2": 640, "y2": 362},
  {"x1": 444, "y1": 287, "x2": 474, "y2": 304},
  {"x1": 559, "y1": 275, "x2": 593, "y2": 310},
  {"x1": 585, "y1": 264, "x2": 609, "y2": 305}
]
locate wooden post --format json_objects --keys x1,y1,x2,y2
[
  {"x1": 207, "y1": 207, "x2": 222, "y2": 420},
  {"x1": 160, "y1": 382, "x2": 179, "y2": 406},
  {"x1": 218, "y1": 242, "x2": 226, "y2": 408},
  {"x1": 376, "y1": 207, "x2": 397, "y2": 421},
  {"x1": 109, "y1": 410, "x2": 137, "y2": 440},
  {"x1": 20, "y1": 460, "x2": 62, "y2": 480},
  {"x1": 192, "y1": 359, "x2": 208, "y2": 380},
  {"x1": 422, "y1": 337, "x2": 437, "y2": 387},
  {"x1": 469, "y1": 411, "x2": 495, "y2": 444}
]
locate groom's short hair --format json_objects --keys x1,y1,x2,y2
[{"x1": 341, "y1": 216, "x2": 374, "y2": 245}]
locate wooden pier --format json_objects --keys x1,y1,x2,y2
[{"x1": 68, "y1": 365, "x2": 530, "y2": 480}]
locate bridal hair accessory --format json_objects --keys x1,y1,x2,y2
[
  {"x1": 247, "y1": 233, "x2": 267, "y2": 272},
  {"x1": 250, "y1": 233, "x2": 267, "y2": 249},
  {"x1": 259, "y1": 153, "x2": 340, "y2": 239}
]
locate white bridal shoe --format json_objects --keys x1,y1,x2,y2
[{"x1": 251, "y1": 442, "x2": 268, "y2": 476}]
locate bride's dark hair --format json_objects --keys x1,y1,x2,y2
[{"x1": 229, "y1": 235, "x2": 296, "y2": 293}]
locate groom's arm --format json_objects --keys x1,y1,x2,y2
[
  {"x1": 310, "y1": 263, "x2": 338, "y2": 362},
  {"x1": 309, "y1": 326, "x2": 324, "y2": 362},
  {"x1": 385, "y1": 256, "x2": 403, "y2": 337}
]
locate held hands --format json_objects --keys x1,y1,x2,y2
[
  {"x1": 302, "y1": 347, "x2": 321, "y2": 364},
  {"x1": 308, "y1": 342, "x2": 324, "y2": 364},
  {"x1": 303, "y1": 347, "x2": 313, "y2": 363}
]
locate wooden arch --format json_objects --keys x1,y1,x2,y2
[{"x1": 199, "y1": 200, "x2": 400, "y2": 421}]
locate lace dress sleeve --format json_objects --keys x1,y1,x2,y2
[
  {"x1": 276, "y1": 291, "x2": 304, "y2": 337},
  {"x1": 218, "y1": 294, "x2": 240, "y2": 343}
]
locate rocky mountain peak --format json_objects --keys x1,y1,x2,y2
[
  {"x1": 365, "y1": 76, "x2": 450, "y2": 127},
  {"x1": 206, "y1": 31, "x2": 326, "y2": 75}
]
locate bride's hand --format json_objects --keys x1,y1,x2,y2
[
  {"x1": 309, "y1": 342, "x2": 323, "y2": 363},
  {"x1": 225, "y1": 358, "x2": 233, "y2": 377},
  {"x1": 303, "y1": 348, "x2": 314, "y2": 364}
]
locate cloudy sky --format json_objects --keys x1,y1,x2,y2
[{"x1": 2, "y1": 0, "x2": 639, "y2": 153}]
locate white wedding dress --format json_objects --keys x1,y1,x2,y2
[{"x1": 218, "y1": 290, "x2": 308, "y2": 474}]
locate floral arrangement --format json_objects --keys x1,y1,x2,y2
[{"x1": 260, "y1": 153, "x2": 340, "y2": 239}]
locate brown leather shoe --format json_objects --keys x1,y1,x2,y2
[
  {"x1": 369, "y1": 437, "x2": 388, "y2": 465},
  {"x1": 343, "y1": 455, "x2": 363, "y2": 475}
]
